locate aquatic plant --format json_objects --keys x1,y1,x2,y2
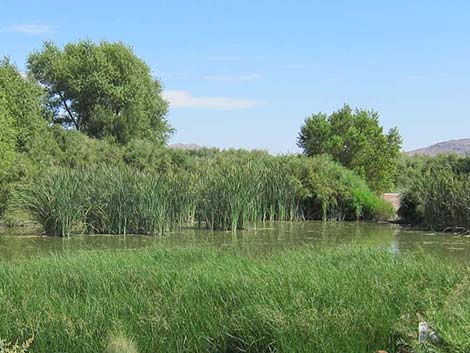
[
  {"x1": 399, "y1": 155, "x2": 470, "y2": 231},
  {"x1": 195, "y1": 157, "x2": 299, "y2": 230},
  {"x1": 0, "y1": 246, "x2": 467, "y2": 352},
  {"x1": 14, "y1": 168, "x2": 87, "y2": 236},
  {"x1": 14, "y1": 153, "x2": 393, "y2": 236}
]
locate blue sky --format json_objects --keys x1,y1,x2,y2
[{"x1": 1, "y1": 0, "x2": 470, "y2": 153}]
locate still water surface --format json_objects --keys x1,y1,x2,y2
[{"x1": 1, "y1": 221, "x2": 470, "y2": 261}]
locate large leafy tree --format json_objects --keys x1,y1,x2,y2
[
  {"x1": 27, "y1": 40, "x2": 171, "y2": 144},
  {"x1": 297, "y1": 105, "x2": 402, "y2": 192}
]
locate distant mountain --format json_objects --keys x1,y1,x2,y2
[
  {"x1": 407, "y1": 139, "x2": 470, "y2": 156},
  {"x1": 169, "y1": 143, "x2": 205, "y2": 151}
]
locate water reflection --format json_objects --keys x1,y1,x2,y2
[{"x1": 1, "y1": 222, "x2": 470, "y2": 261}]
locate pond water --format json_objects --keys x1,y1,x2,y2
[{"x1": 1, "y1": 221, "x2": 470, "y2": 261}]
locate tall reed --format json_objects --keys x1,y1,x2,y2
[
  {"x1": 399, "y1": 155, "x2": 470, "y2": 231},
  {"x1": 15, "y1": 153, "x2": 392, "y2": 236},
  {"x1": 15, "y1": 168, "x2": 87, "y2": 236},
  {"x1": 16, "y1": 161, "x2": 300, "y2": 235},
  {"x1": 195, "y1": 157, "x2": 299, "y2": 230}
]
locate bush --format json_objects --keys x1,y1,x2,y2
[
  {"x1": 288, "y1": 155, "x2": 394, "y2": 221},
  {"x1": 398, "y1": 155, "x2": 470, "y2": 231}
]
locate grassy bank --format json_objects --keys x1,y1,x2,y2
[{"x1": 0, "y1": 246, "x2": 468, "y2": 353}]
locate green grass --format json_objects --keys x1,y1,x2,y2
[{"x1": 0, "y1": 246, "x2": 468, "y2": 353}]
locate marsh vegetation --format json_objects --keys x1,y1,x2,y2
[{"x1": 1, "y1": 245, "x2": 470, "y2": 353}]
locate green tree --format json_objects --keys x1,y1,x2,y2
[
  {"x1": 0, "y1": 100, "x2": 16, "y2": 179},
  {"x1": 0, "y1": 58, "x2": 47, "y2": 153},
  {"x1": 27, "y1": 40, "x2": 171, "y2": 144},
  {"x1": 0, "y1": 100, "x2": 17, "y2": 216},
  {"x1": 0, "y1": 58, "x2": 62, "y2": 217},
  {"x1": 297, "y1": 105, "x2": 402, "y2": 192}
]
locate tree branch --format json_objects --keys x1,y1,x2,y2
[{"x1": 58, "y1": 92, "x2": 79, "y2": 130}]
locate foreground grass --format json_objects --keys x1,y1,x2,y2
[{"x1": 0, "y1": 246, "x2": 469, "y2": 353}]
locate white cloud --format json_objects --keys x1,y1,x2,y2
[
  {"x1": 203, "y1": 73, "x2": 262, "y2": 82},
  {"x1": 162, "y1": 90, "x2": 265, "y2": 110},
  {"x1": 2, "y1": 24, "x2": 53, "y2": 35}
]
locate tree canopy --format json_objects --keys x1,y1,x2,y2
[
  {"x1": 0, "y1": 98, "x2": 16, "y2": 179},
  {"x1": 27, "y1": 40, "x2": 171, "y2": 144},
  {"x1": 0, "y1": 58, "x2": 47, "y2": 153},
  {"x1": 1, "y1": 58, "x2": 51, "y2": 214},
  {"x1": 297, "y1": 105, "x2": 402, "y2": 192}
]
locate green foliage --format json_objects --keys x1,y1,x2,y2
[
  {"x1": 14, "y1": 161, "x2": 296, "y2": 235},
  {"x1": 13, "y1": 152, "x2": 393, "y2": 235},
  {"x1": 0, "y1": 246, "x2": 467, "y2": 352},
  {"x1": 195, "y1": 156, "x2": 299, "y2": 230},
  {"x1": 14, "y1": 169, "x2": 87, "y2": 236},
  {"x1": 394, "y1": 154, "x2": 429, "y2": 192},
  {"x1": 298, "y1": 105, "x2": 402, "y2": 192},
  {"x1": 0, "y1": 101, "x2": 16, "y2": 183},
  {"x1": 14, "y1": 167, "x2": 194, "y2": 236},
  {"x1": 49, "y1": 128, "x2": 125, "y2": 168},
  {"x1": 0, "y1": 58, "x2": 58, "y2": 217},
  {"x1": 123, "y1": 139, "x2": 192, "y2": 173},
  {"x1": 27, "y1": 40, "x2": 171, "y2": 144},
  {"x1": 286, "y1": 155, "x2": 394, "y2": 221},
  {"x1": 0, "y1": 58, "x2": 47, "y2": 153},
  {"x1": 0, "y1": 99, "x2": 17, "y2": 216},
  {"x1": 398, "y1": 155, "x2": 470, "y2": 231}
]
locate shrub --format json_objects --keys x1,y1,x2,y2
[
  {"x1": 398, "y1": 155, "x2": 470, "y2": 231},
  {"x1": 289, "y1": 155, "x2": 394, "y2": 221}
]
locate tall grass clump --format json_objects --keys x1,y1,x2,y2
[
  {"x1": 83, "y1": 167, "x2": 196, "y2": 235},
  {"x1": 256, "y1": 157, "x2": 300, "y2": 222},
  {"x1": 195, "y1": 157, "x2": 300, "y2": 230},
  {"x1": 14, "y1": 168, "x2": 87, "y2": 236},
  {"x1": 0, "y1": 245, "x2": 468, "y2": 352},
  {"x1": 399, "y1": 155, "x2": 470, "y2": 231},
  {"x1": 15, "y1": 167, "x2": 198, "y2": 236}
]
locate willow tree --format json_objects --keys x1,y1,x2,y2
[
  {"x1": 298, "y1": 105, "x2": 402, "y2": 192},
  {"x1": 27, "y1": 40, "x2": 171, "y2": 144}
]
